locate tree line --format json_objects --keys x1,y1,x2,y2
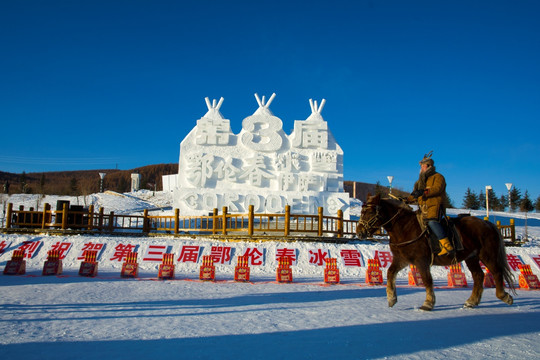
[
  {"x1": 0, "y1": 164, "x2": 178, "y2": 196},
  {"x1": 462, "y1": 187, "x2": 539, "y2": 212},
  {"x1": 371, "y1": 181, "x2": 540, "y2": 212}
]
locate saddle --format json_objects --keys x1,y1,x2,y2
[{"x1": 417, "y1": 212, "x2": 464, "y2": 254}]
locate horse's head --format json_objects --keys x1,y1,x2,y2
[
  {"x1": 356, "y1": 194, "x2": 384, "y2": 238},
  {"x1": 356, "y1": 194, "x2": 411, "y2": 238}
]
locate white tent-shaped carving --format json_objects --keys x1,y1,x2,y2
[{"x1": 167, "y1": 94, "x2": 350, "y2": 218}]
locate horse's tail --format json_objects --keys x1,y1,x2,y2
[{"x1": 488, "y1": 221, "x2": 517, "y2": 295}]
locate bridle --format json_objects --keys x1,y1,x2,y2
[
  {"x1": 358, "y1": 203, "x2": 403, "y2": 235},
  {"x1": 357, "y1": 205, "x2": 381, "y2": 235},
  {"x1": 358, "y1": 201, "x2": 426, "y2": 247}
]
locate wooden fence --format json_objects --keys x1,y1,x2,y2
[
  {"x1": 496, "y1": 219, "x2": 519, "y2": 246},
  {"x1": 2, "y1": 202, "x2": 518, "y2": 244},
  {"x1": 2, "y1": 203, "x2": 358, "y2": 239}
]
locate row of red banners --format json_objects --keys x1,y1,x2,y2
[{"x1": 1, "y1": 239, "x2": 539, "y2": 272}]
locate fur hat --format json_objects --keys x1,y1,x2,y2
[{"x1": 419, "y1": 150, "x2": 434, "y2": 166}]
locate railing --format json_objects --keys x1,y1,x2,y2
[
  {"x1": 2, "y1": 202, "x2": 517, "y2": 244},
  {"x1": 2, "y1": 203, "x2": 357, "y2": 239},
  {"x1": 496, "y1": 219, "x2": 519, "y2": 245}
]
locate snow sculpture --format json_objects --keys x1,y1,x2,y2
[{"x1": 171, "y1": 94, "x2": 350, "y2": 218}]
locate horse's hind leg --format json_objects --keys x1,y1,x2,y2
[
  {"x1": 464, "y1": 258, "x2": 484, "y2": 308},
  {"x1": 481, "y1": 256, "x2": 514, "y2": 305},
  {"x1": 490, "y1": 266, "x2": 514, "y2": 305},
  {"x1": 386, "y1": 261, "x2": 406, "y2": 307},
  {"x1": 418, "y1": 263, "x2": 436, "y2": 311},
  {"x1": 480, "y1": 222, "x2": 515, "y2": 305}
]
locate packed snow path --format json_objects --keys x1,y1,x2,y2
[{"x1": 1, "y1": 273, "x2": 539, "y2": 360}]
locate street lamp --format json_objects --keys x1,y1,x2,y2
[
  {"x1": 505, "y1": 183, "x2": 512, "y2": 212},
  {"x1": 485, "y1": 185, "x2": 492, "y2": 220},
  {"x1": 387, "y1": 176, "x2": 394, "y2": 194},
  {"x1": 99, "y1": 173, "x2": 106, "y2": 193}
]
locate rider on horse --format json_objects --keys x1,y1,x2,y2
[{"x1": 407, "y1": 151, "x2": 454, "y2": 257}]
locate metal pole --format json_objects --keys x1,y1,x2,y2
[
  {"x1": 505, "y1": 183, "x2": 512, "y2": 212},
  {"x1": 387, "y1": 176, "x2": 394, "y2": 194},
  {"x1": 485, "y1": 185, "x2": 492, "y2": 220}
]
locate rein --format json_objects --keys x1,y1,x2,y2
[
  {"x1": 359, "y1": 201, "x2": 427, "y2": 247},
  {"x1": 391, "y1": 228, "x2": 428, "y2": 247},
  {"x1": 380, "y1": 207, "x2": 403, "y2": 228},
  {"x1": 383, "y1": 207, "x2": 428, "y2": 247}
]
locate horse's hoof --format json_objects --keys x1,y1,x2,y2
[
  {"x1": 501, "y1": 293, "x2": 513, "y2": 305},
  {"x1": 388, "y1": 297, "x2": 397, "y2": 308},
  {"x1": 419, "y1": 301, "x2": 434, "y2": 311},
  {"x1": 464, "y1": 300, "x2": 478, "y2": 308}
]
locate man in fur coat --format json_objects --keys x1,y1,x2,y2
[{"x1": 408, "y1": 152, "x2": 454, "y2": 256}]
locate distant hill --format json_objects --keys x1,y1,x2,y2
[
  {"x1": 0, "y1": 164, "x2": 178, "y2": 196},
  {"x1": 0, "y1": 165, "x2": 406, "y2": 202},
  {"x1": 344, "y1": 181, "x2": 409, "y2": 202}
]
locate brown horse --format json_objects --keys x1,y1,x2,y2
[{"x1": 356, "y1": 194, "x2": 516, "y2": 310}]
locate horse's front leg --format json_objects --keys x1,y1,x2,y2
[
  {"x1": 418, "y1": 263, "x2": 436, "y2": 311},
  {"x1": 386, "y1": 261, "x2": 406, "y2": 307}
]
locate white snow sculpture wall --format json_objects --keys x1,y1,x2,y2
[{"x1": 173, "y1": 94, "x2": 350, "y2": 218}]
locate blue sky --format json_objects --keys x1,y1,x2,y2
[{"x1": 1, "y1": 0, "x2": 539, "y2": 205}]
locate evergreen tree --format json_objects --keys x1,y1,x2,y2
[
  {"x1": 462, "y1": 188, "x2": 480, "y2": 210},
  {"x1": 499, "y1": 195, "x2": 508, "y2": 211},
  {"x1": 535, "y1": 195, "x2": 540, "y2": 213},
  {"x1": 487, "y1": 189, "x2": 501, "y2": 211},
  {"x1": 478, "y1": 190, "x2": 486, "y2": 210},
  {"x1": 520, "y1": 190, "x2": 534, "y2": 212},
  {"x1": 509, "y1": 187, "x2": 521, "y2": 211}
]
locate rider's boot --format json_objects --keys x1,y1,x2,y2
[{"x1": 437, "y1": 238, "x2": 454, "y2": 256}]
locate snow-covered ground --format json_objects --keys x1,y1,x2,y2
[{"x1": 1, "y1": 191, "x2": 540, "y2": 359}]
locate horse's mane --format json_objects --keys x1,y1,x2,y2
[{"x1": 380, "y1": 197, "x2": 415, "y2": 214}]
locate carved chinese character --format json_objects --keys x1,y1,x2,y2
[
  {"x1": 239, "y1": 154, "x2": 274, "y2": 187},
  {"x1": 185, "y1": 153, "x2": 215, "y2": 187}
]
